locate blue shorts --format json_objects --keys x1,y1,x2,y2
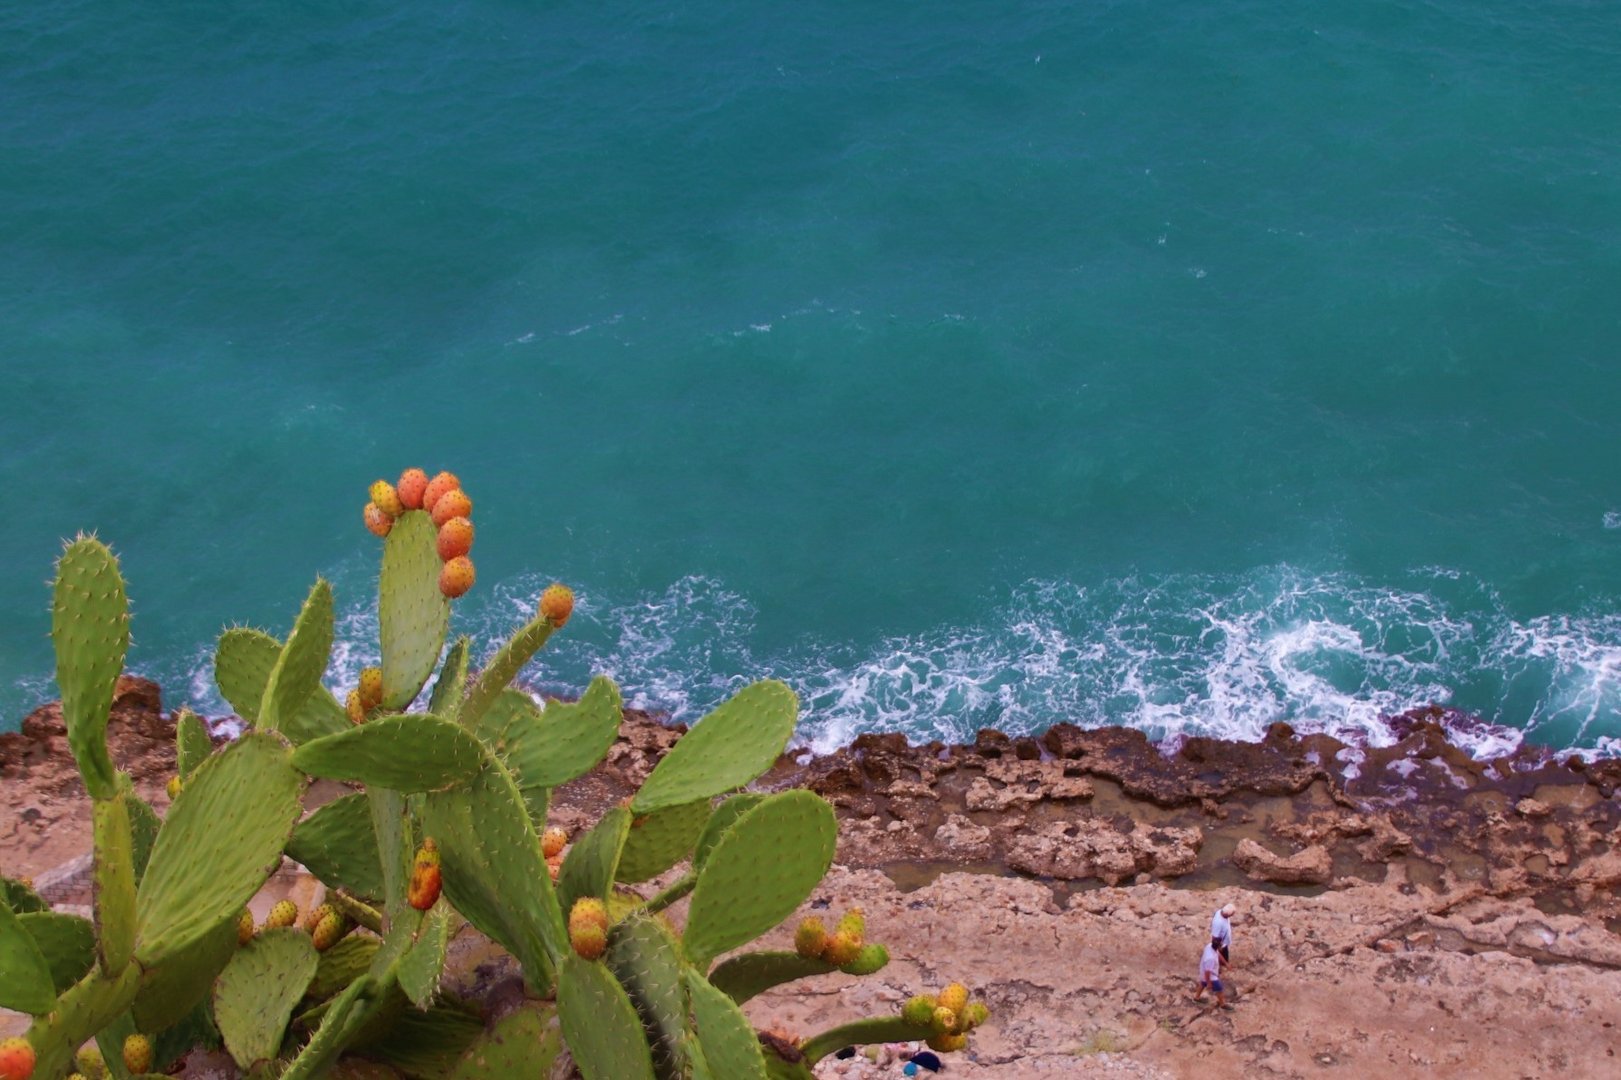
[{"x1": 1202, "y1": 977, "x2": 1223, "y2": 993}]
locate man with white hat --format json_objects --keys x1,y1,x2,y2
[{"x1": 1210, "y1": 902, "x2": 1236, "y2": 966}]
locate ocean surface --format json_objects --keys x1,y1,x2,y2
[{"x1": 3, "y1": 1, "x2": 1618, "y2": 755}]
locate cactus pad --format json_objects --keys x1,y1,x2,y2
[
  {"x1": 286, "y1": 793, "x2": 385, "y2": 901},
  {"x1": 213, "y1": 928, "x2": 319, "y2": 1072},
  {"x1": 214, "y1": 627, "x2": 348, "y2": 744},
  {"x1": 632, "y1": 681, "x2": 797, "y2": 815},
  {"x1": 683, "y1": 791, "x2": 836, "y2": 970},
  {"x1": 2, "y1": 877, "x2": 48, "y2": 915},
  {"x1": 503, "y1": 677, "x2": 624, "y2": 791},
  {"x1": 616, "y1": 799, "x2": 712, "y2": 884},
  {"x1": 0, "y1": 898, "x2": 57, "y2": 1014},
  {"x1": 428, "y1": 635, "x2": 471, "y2": 715},
  {"x1": 706, "y1": 951, "x2": 838, "y2": 1006},
  {"x1": 692, "y1": 793, "x2": 765, "y2": 871},
  {"x1": 398, "y1": 904, "x2": 452, "y2": 1008},
  {"x1": 15, "y1": 911, "x2": 95, "y2": 993},
  {"x1": 307, "y1": 935, "x2": 381, "y2": 1001},
  {"x1": 557, "y1": 954, "x2": 657, "y2": 1080},
  {"x1": 136, "y1": 732, "x2": 306, "y2": 966},
  {"x1": 91, "y1": 790, "x2": 136, "y2": 973},
  {"x1": 454, "y1": 611, "x2": 558, "y2": 732},
  {"x1": 51, "y1": 536, "x2": 130, "y2": 799},
  {"x1": 174, "y1": 709, "x2": 213, "y2": 780},
  {"x1": 557, "y1": 806, "x2": 630, "y2": 915},
  {"x1": 379, "y1": 510, "x2": 450, "y2": 709},
  {"x1": 445, "y1": 1003, "x2": 562, "y2": 1079},
  {"x1": 259, "y1": 578, "x2": 335, "y2": 736},
  {"x1": 292, "y1": 713, "x2": 484, "y2": 792},
  {"x1": 686, "y1": 969, "x2": 769, "y2": 1080},
  {"x1": 605, "y1": 915, "x2": 690, "y2": 1078}
]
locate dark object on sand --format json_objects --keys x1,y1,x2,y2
[{"x1": 908, "y1": 1050, "x2": 944, "y2": 1071}]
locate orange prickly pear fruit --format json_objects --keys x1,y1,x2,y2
[
  {"x1": 901, "y1": 995, "x2": 937, "y2": 1027},
  {"x1": 436, "y1": 517, "x2": 474, "y2": 561},
  {"x1": 430, "y1": 488, "x2": 473, "y2": 528},
  {"x1": 439, "y1": 556, "x2": 475, "y2": 598},
  {"x1": 363, "y1": 502, "x2": 394, "y2": 537},
  {"x1": 961, "y1": 1002, "x2": 990, "y2": 1029},
  {"x1": 546, "y1": 856, "x2": 562, "y2": 882},
  {"x1": 311, "y1": 910, "x2": 350, "y2": 951},
  {"x1": 540, "y1": 583, "x2": 574, "y2": 627},
  {"x1": 166, "y1": 775, "x2": 182, "y2": 800},
  {"x1": 834, "y1": 908, "x2": 865, "y2": 942},
  {"x1": 264, "y1": 899, "x2": 298, "y2": 930},
  {"x1": 793, "y1": 917, "x2": 828, "y2": 960},
  {"x1": 422, "y1": 471, "x2": 460, "y2": 514},
  {"x1": 237, "y1": 908, "x2": 255, "y2": 945},
  {"x1": 0, "y1": 1038, "x2": 35, "y2": 1080},
  {"x1": 397, "y1": 468, "x2": 429, "y2": 510},
  {"x1": 303, "y1": 903, "x2": 335, "y2": 933},
  {"x1": 346, "y1": 689, "x2": 366, "y2": 724},
  {"x1": 358, "y1": 667, "x2": 384, "y2": 709},
  {"x1": 408, "y1": 838, "x2": 442, "y2": 911},
  {"x1": 938, "y1": 982, "x2": 969, "y2": 1016},
  {"x1": 121, "y1": 1034, "x2": 152, "y2": 1074},
  {"x1": 823, "y1": 930, "x2": 861, "y2": 967},
  {"x1": 541, "y1": 826, "x2": 568, "y2": 858},
  {"x1": 568, "y1": 898, "x2": 609, "y2": 959},
  {"x1": 369, "y1": 480, "x2": 404, "y2": 518},
  {"x1": 926, "y1": 1032, "x2": 968, "y2": 1054}
]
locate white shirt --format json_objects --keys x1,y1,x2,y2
[
  {"x1": 1210, "y1": 910, "x2": 1232, "y2": 949},
  {"x1": 1199, "y1": 943, "x2": 1221, "y2": 981}
]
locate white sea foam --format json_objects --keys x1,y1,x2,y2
[{"x1": 163, "y1": 565, "x2": 1621, "y2": 761}]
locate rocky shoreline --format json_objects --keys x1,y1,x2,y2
[{"x1": 5, "y1": 681, "x2": 1621, "y2": 1076}]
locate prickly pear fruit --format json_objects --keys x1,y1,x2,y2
[
  {"x1": 358, "y1": 666, "x2": 384, "y2": 709},
  {"x1": 346, "y1": 689, "x2": 366, "y2": 724},
  {"x1": 430, "y1": 488, "x2": 473, "y2": 528},
  {"x1": 422, "y1": 471, "x2": 460, "y2": 514},
  {"x1": 438, "y1": 556, "x2": 475, "y2": 599},
  {"x1": 541, "y1": 826, "x2": 568, "y2": 859},
  {"x1": 841, "y1": 942, "x2": 889, "y2": 975},
  {"x1": 540, "y1": 583, "x2": 574, "y2": 627},
  {"x1": 834, "y1": 908, "x2": 865, "y2": 941},
  {"x1": 938, "y1": 982, "x2": 969, "y2": 1016},
  {"x1": 408, "y1": 838, "x2": 442, "y2": 911},
  {"x1": 926, "y1": 1032, "x2": 968, "y2": 1054},
  {"x1": 568, "y1": 898, "x2": 609, "y2": 960},
  {"x1": 369, "y1": 480, "x2": 404, "y2": 518},
  {"x1": 304, "y1": 903, "x2": 335, "y2": 933},
  {"x1": 397, "y1": 467, "x2": 429, "y2": 510},
  {"x1": 436, "y1": 517, "x2": 474, "y2": 561},
  {"x1": 166, "y1": 775, "x2": 182, "y2": 800},
  {"x1": 74, "y1": 1046, "x2": 104, "y2": 1079},
  {"x1": 793, "y1": 917, "x2": 828, "y2": 960},
  {"x1": 961, "y1": 1002, "x2": 990, "y2": 1029},
  {"x1": 546, "y1": 857, "x2": 561, "y2": 882},
  {"x1": 823, "y1": 930, "x2": 861, "y2": 967},
  {"x1": 265, "y1": 899, "x2": 298, "y2": 930},
  {"x1": 237, "y1": 908, "x2": 255, "y2": 945},
  {"x1": 66, "y1": 1075, "x2": 86, "y2": 1080},
  {"x1": 121, "y1": 1034, "x2": 152, "y2": 1074},
  {"x1": 0, "y1": 1038, "x2": 35, "y2": 1080},
  {"x1": 363, "y1": 502, "x2": 394, "y2": 537},
  {"x1": 311, "y1": 910, "x2": 350, "y2": 951},
  {"x1": 930, "y1": 1007, "x2": 957, "y2": 1036},
  {"x1": 901, "y1": 995, "x2": 937, "y2": 1027}
]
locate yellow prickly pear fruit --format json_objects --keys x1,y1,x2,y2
[
  {"x1": 74, "y1": 1045, "x2": 104, "y2": 1079},
  {"x1": 303, "y1": 903, "x2": 335, "y2": 933},
  {"x1": 930, "y1": 1007, "x2": 957, "y2": 1036},
  {"x1": 121, "y1": 1033, "x2": 152, "y2": 1074},
  {"x1": 166, "y1": 775, "x2": 182, "y2": 800},
  {"x1": 793, "y1": 917, "x2": 828, "y2": 959},
  {"x1": 369, "y1": 480, "x2": 404, "y2": 518},
  {"x1": 834, "y1": 908, "x2": 865, "y2": 942},
  {"x1": 540, "y1": 583, "x2": 574, "y2": 627},
  {"x1": 363, "y1": 502, "x2": 394, "y2": 537},
  {"x1": 67, "y1": 1075, "x2": 86, "y2": 1080},
  {"x1": 346, "y1": 689, "x2": 366, "y2": 724},
  {"x1": 541, "y1": 826, "x2": 568, "y2": 858},
  {"x1": 422, "y1": 471, "x2": 460, "y2": 514},
  {"x1": 439, "y1": 556, "x2": 475, "y2": 599},
  {"x1": 926, "y1": 1032, "x2": 968, "y2": 1054},
  {"x1": 430, "y1": 488, "x2": 473, "y2": 528},
  {"x1": 311, "y1": 910, "x2": 350, "y2": 952},
  {"x1": 397, "y1": 467, "x2": 429, "y2": 510},
  {"x1": 938, "y1": 982, "x2": 969, "y2": 1016},
  {"x1": 408, "y1": 838, "x2": 442, "y2": 911},
  {"x1": 568, "y1": 898, "x2": 610, "y2": 960},
  {"x1": 264, "y1": 899, "x2": 298, "y2": 930},
  {"x1": 546, "y1": 856, "x2": 562, "y2": 882},
  {"x1": 823, "y1": 930, "x2": 861, "y2": 967},
  {"x1": 236, "y1": 908, "x2": 255, "y2": 946},
  {"x1": 961, "y1": 1002, "x2": 990, "y2": 1029},
  {"x1": 436, "y1": 516, "x2": 474, "y2": 561},
  {"x1": 0, "y1": 1038, "x2": 35, "y2": 1080},
  {"x1": 358, "y1": 666, "x2": 384, "y2": 710},
  {"x1": 901, "y1": 995, "x2": 937, "y2": 1027}
]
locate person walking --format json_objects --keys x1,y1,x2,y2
[
  {"x1": 1210, "y1": 902, "x2": 1236, "y2": 965},
  {"x1": 1194, "y1": 935, "x2": 1227, "y2": 1007}
]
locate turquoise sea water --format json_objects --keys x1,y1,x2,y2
[{"x1": 3, "y1": 1, "x2": 1619, "y2": 754}]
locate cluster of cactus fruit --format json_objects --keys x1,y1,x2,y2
[
  {"x1": 0, "y1": 470, "x2": 987, "y2": 1079},
  {"x1": 363, "y1": 468, "x2": 477, "y2": 598}
]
